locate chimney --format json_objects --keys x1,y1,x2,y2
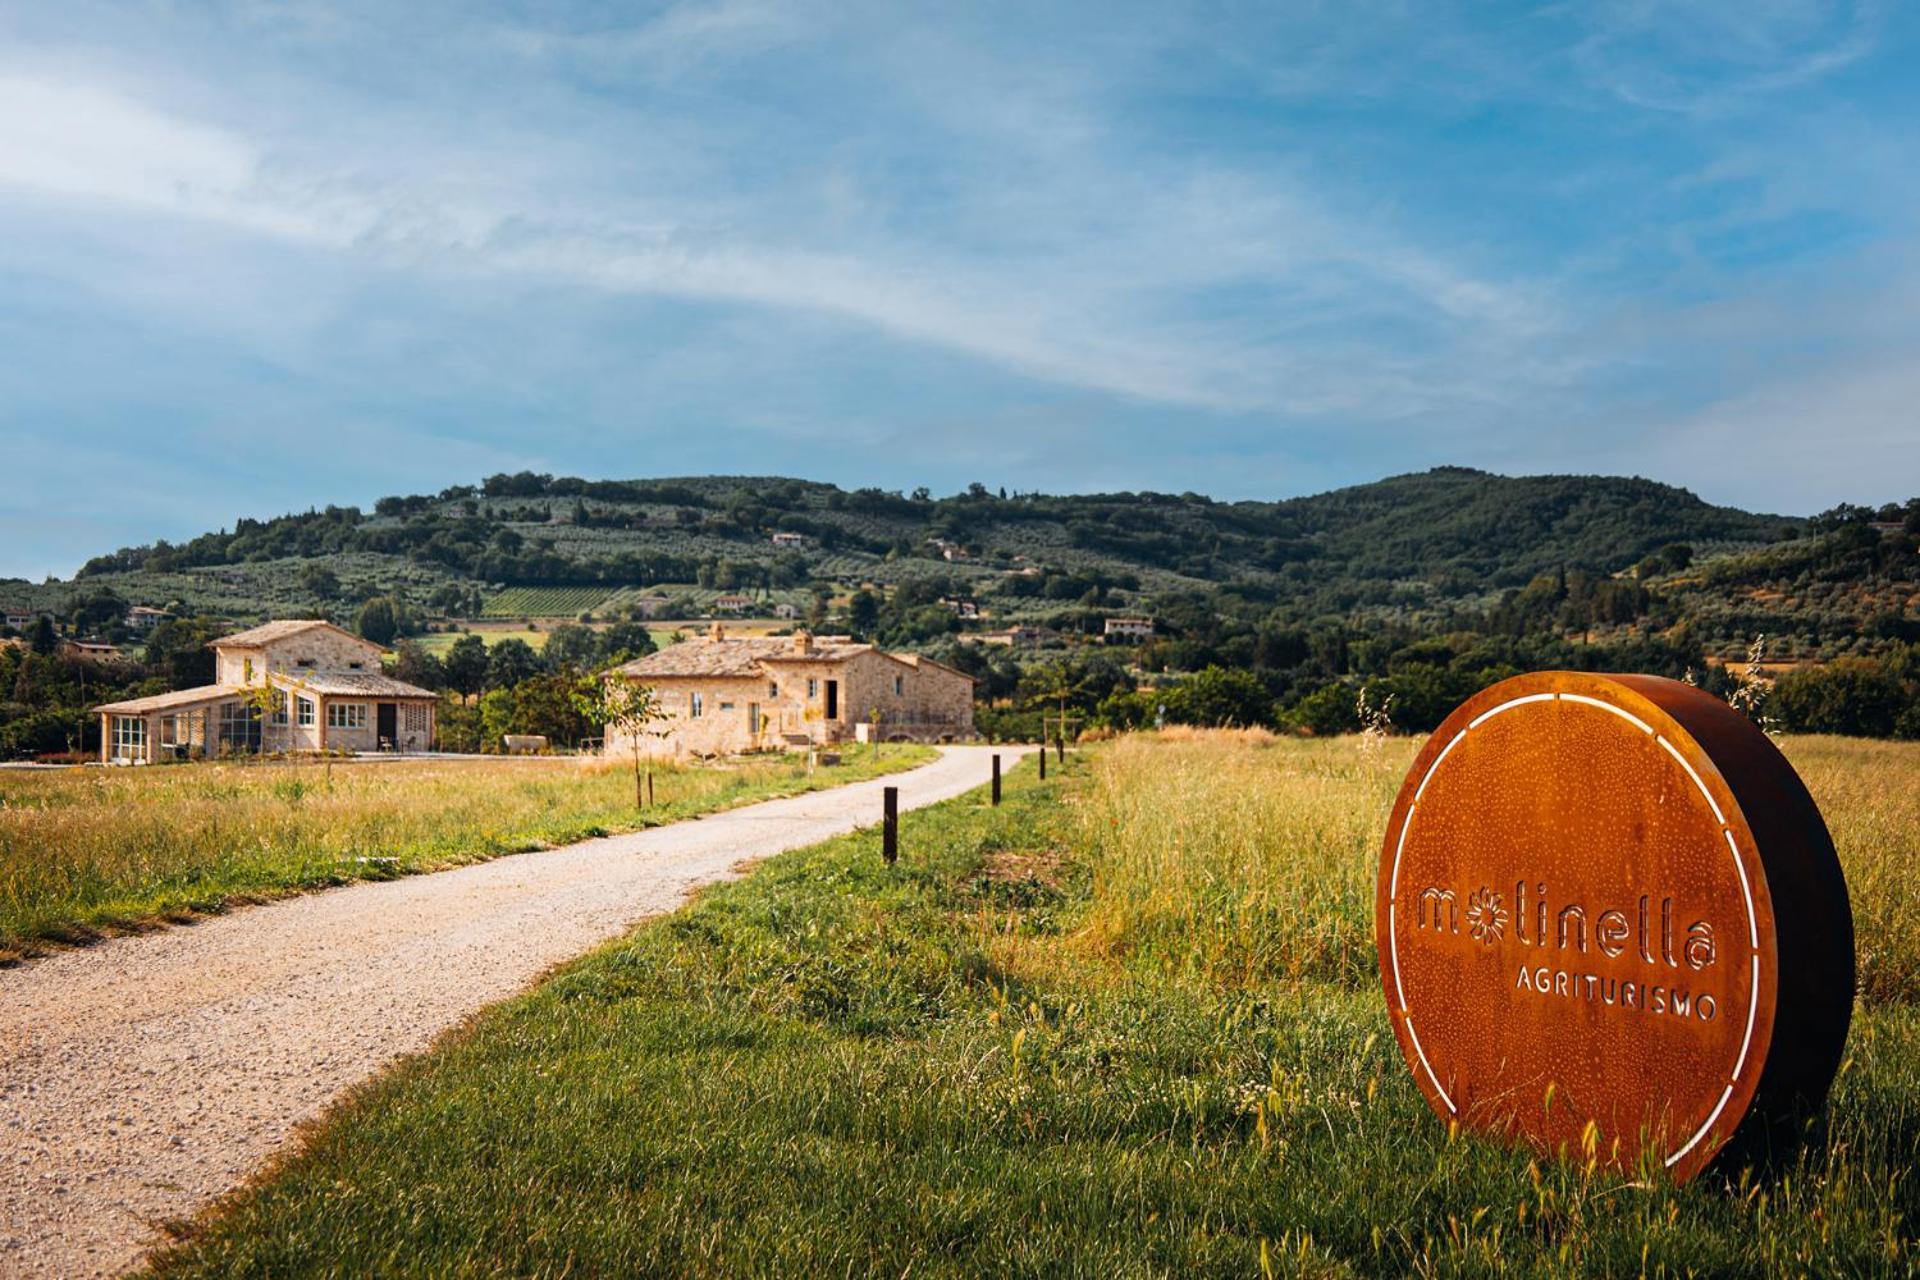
[
  {"x1": 710, "y1": 622, "x2": 726, "y2": 641},
  {"x1": 793, "y1": 629, "x2": 814, "y2": 655}
]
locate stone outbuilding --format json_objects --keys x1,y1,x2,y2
[
  {"x1": 93, "y1": 620, "x2": 436, "y2": 763},
  {"x1": 606, "y1": 626, "x2": 975, "y2": 758}
]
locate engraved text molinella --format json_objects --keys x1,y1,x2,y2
[{"x1": 1414, "y1": 881, "x2": 1718, "y2": 971}]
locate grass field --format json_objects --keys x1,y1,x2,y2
[
  {"x1": 145, "y1": 731, "x2": 1920, "y2": 1277},
  {"x1": 0, "y1": 747, "x2": 933, "y2": 962},
  {"x1": 411, "y1": 626, "x2": 550, "y2": 655},
  {"x1": 413, "y1": 620, "x2": 779, "y2": 658}
]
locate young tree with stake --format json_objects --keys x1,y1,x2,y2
[{"x1": 575, "y1": 673, "x2": 668, "y2": 808}]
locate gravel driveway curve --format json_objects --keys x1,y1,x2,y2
[{"x1": 0, "y1": 746, "x2": 1021, "y2": 1278}]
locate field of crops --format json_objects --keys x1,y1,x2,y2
[{"x1": 480, "y1": 586, "x2": 614, "y2": 618}]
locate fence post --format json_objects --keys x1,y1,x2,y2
[
  {"x1": 1038, "y1": 743, "x2": 1046, "y2": 779},
  {"x1": 1055, "y1": 734, "x2": 1065, "y2": 764},
  {"x1": 883, "y1": 785, "x2": 898, "y2": 865},
  {"x1": 991, "y1": 753, "x2": 1002, "y2": 806}
]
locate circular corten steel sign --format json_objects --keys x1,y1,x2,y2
[{"x1": 1376, "y1": 671, "x2": 1853, "y2": 1181}]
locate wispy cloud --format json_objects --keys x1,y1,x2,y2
[
  {"x1": 1569, "y1": 0, "x2": 1885, "y2": 113},
  {"x1": 491, "y1": 0, "x2": 801, "y2": 73},
  {"x1": 0, "y1": 61, "x2": 1547, "y2": 418}
]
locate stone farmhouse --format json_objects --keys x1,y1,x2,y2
[
  {"x1": 607, "y1": 626, "x2": 975, "y2": 758},
  {"x1": 93, "y1": 620, "x2": 436, "y2": 764}
]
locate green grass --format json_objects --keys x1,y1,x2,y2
[
  {"x1": 0, "y1": 746, "x2": 933, "y2": 961},
  {"x1": 146, "y1": 733, "x2": 1920, "y2": 1276}
]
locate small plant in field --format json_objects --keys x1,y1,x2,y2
[
  {"x1": 1726, "y1": 634, "x2": 1778, "y2": 735},
  {"x1": 1356, "y1": 686, "x2": 1394, "y2": 765},
  {"x1": 573, "y1": 673, "x2": 668, "y2": 808}
]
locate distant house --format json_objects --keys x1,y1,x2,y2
[
  {"x1": 928, "y1": 538, "x2": 971, "y2": 562},
  {"x1": 770, "y1": 531, "x2": 807, "y2": 548},
  {"x1": 606, "y1": 626, "x2": 975, "y2": 757},
  {"x1": 127, "y1": 605, "x2": 170, "y2": 631},
  {"x1": 1103, "y1": 616, "x2": 1155, "y2": 643},
  {"x1": 61, "y1": 640, "x2": 124, "y2": 662},
  {"x1": 771, "y1": 602, "x2": 801, "y2": 620},
  {"x1": 92, "y1": 620, "x2": 436, "y2": 764},
  {"x1": 712, "y1": 595, "x2": 754, "y2": 615},
  {"x1": 978, "y1": 624, "x2": 1055, "y2": 648},
  {"x1": 2, "y1": 606, "x2": 36, "y2": 630},
  {"x1": 627, "y1": 594, "x2": 671, "y2": 618},
  {"x1": 940, "y1": 597, "x2": 981, "y2": 620}
]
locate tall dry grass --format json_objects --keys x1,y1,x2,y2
[
  {"x1": 1780, "y1": 736, "x2": 1920, "y2": 1005},
  {"x1": 1073, "y1": 732, "x2": 1415, "y2": 985},
  {"x1": 1074, "y1": 729, "x2": 1920, "y2": 1003},
  {"x1": 0, "y1": 748, "x2": 930, "y2": 958}
]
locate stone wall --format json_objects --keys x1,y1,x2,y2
[
  {"x1": 607, "y1": 675, "x2": 795, "y2": 758},
  {"x1": 850, "y1": 653, "x2": 974, "y2": 740},
  {"x1": 214, "y1": 628, "x2": 384, "y2": 686}
]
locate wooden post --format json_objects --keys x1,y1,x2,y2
[
  {"x1": 991, "y1": 753, "x2": 1001, "y2": 805},
  {"x1": 647, "y1": 770, "x2": 655, "y2": 807},
  {"x1": 1038, "y1": 744, "x2": 1046, "y2": 779},
  {"x1": 1055, "y1": 734, "x2": 1065, "y2": 764},
  {"x1": 882, "y1": 785, "x2": 898, "y2": 864}
]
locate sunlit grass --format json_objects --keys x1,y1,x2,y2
[
  {"x1": 148, "y1": 735, "x2": 1920, "y2": 1277},
  {"x1": 1074, "y1": 732, "x2": 1920, "y2": 1002},
  {"x1": 0, "y1": 746, "x2": 933, "y2": 960}
]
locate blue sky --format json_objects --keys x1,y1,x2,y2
[{"x1": 2, "y1": 1, "x2": 1917, "y2": 578}]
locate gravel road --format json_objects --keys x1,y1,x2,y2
[{"x1": 0, "y1": 746, "x2": 1019, "y2": 1278}]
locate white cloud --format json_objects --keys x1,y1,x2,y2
[
  {"x1": 0, "y1": 64, "x2": 1551, "y2": 421},
  {"x1": 0, "y1": 74, "x2": 251, "y2": 211}
]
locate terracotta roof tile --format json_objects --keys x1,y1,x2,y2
[
  {"x1": 617, "y1": 637, "x2": 791, "y2": 678},
  {"x1": 93, "y1": 685, "x2": 244, "y2": 715},
  {"x1": 275, "y1": 672, "x2": 436, "y2": 698}
]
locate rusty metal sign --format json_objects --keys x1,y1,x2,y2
[{"x1": 1375, "y1": 671, "x2": 1853, "y2": 1181}]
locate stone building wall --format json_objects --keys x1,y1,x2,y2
[
  {"x1": 214, "y1": 629, "x2": 384, "y2": 686},
  {"x1": 607, "y1": 675, "x2": 796, "y2": 758},
  {"x1": 612, "y1": 650, "x2": 975, "y2": 758}
]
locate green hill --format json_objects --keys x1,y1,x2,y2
[{"x1": 5, "y1": 467, "x2": 1814, "y2": 633}]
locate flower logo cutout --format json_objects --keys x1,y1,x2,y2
[{"x1": 1466, "y1": 886, "x2": 1507, "y2": 945}]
